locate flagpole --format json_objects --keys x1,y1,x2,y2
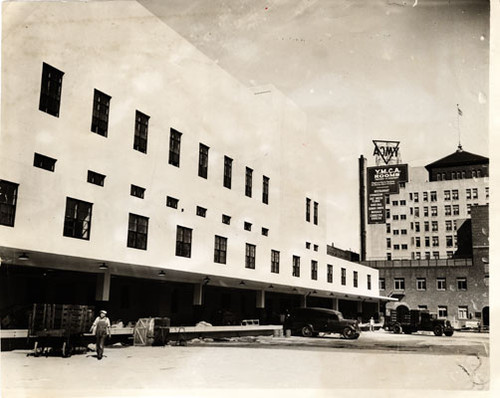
[{"x1": 456, "y1": 104, "x2": 462, "y2": 150}]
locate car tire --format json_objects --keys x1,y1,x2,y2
[
  {"x1": 393, "y1": 324, "x2": 402, "y2": 334},
  {"x1": 342, "y1": 327, "x2": 357, "y2": 339},
  {"x1": 301, "y1": 325, "x2": 314, "y2": 337},
  {"x1": 433, "y1": 325, "x2": 444, "y2": 336}
]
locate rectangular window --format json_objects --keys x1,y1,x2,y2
[
  {"x1": 313, "y1": 244, "x2": 318, "y2": 252},
  {"x1": 353, "y1": 271, "x2": 358, "y2": 287},
  {"x1": 245, "y1": 167, "x2": 253, "y2": 197},
  {"x1": 414, "y1": 193, "x2": 419, "y2": 203},
  {"x1": 424, "y1": 237, "x2": 430, "y2": 247},
  {"x1": 400, "y1": 214, "x2": 407, "y2": 220},
  {"x1": 87, "y1": 170, "x2": 105, "y2": 187},
  {"x1": 262, "y1": 227, "x2": 269, "y2": 236},
  {"x1": 446, "y1": 251, "x2": 454, "y2": 259},
  {"x1": 394, "y1": 244, "x2": 400, "y2": 250},
  {"x1": 39, "y1": 62, "x2": 64, "y2": 117},
  {"x1": 169, "y1": 128, "x2": 182, "y2": 167},
  {"x1": 431, "y1": 221, "x2": 438, "y2": 232},
  {"x1": 244, "y1": 222, "x2": 252, "y2": 231},
  {"x1": 415, "y1": 237, "x2": 421, "y2": 248},
  {"x1": 63, "y1": 197, "x2": 93, "y2": 240},
  {"x1": 271, "y1": 250, "x2": 280, "y2": 273},
  {"x1": 467, "y1": 204, "x2": 471, "y2": 215},
  {"x1": 431, "y1": 206, "x2": 438, "y2": 217},
  {"x1": 196, "y1": 206, "x2": 207, "y2": 218},
  {"x1": 446, "y1": 235, "x2": 453, "y2": 247},
  {"x1": 414, "y1": 207, "x2": 420, "y2": 217},
  {"x1": 438, "y1": 306, "x2": 448, "y2": 318},
  {"x1": 423, "y1": 207, "x2": 429, "y2": 217},
  {"x1": 453, "y1": 205, "x2": 460, "y2": 216},
  {"x1": 392, "y1": 200, "x2": 398, "y2": 206},
  {"x1": 466, "y1": 189, "x2": 471, "y2": 200},
  {"x1": 311, "y1": 260, "x2": 318, "y2": 280},
  {"x1": 223, "y1": 156, "x2": 232, "y2": 188},
  {"x1": 386, "y1": 224, "x2": 391, "y2": 233},
  {"x1": 432, "y1": 236, "x2": 439, "y2": 247},
  {"x1": 416, "y1": 278, "x2": 426, "y2": 291},
  {"x1": 445, "y1": 205, "x2": 451, "y2": 216},
  {"x1": 127, "y1": 213, "x2": 148, "y2": 250},
  {"x1": 445, "y1": 220, "x2": 452, "y2": 231},
  {"x1": 415, "y1": 252, "x2": 421, "y2": 260},
  {"x1": 214, "y1": 235, "x2": 227, "y2": 264},
  {"x1": 306, "y1": 198, "x2": 311, "y2": 222},
  {"x1": 402, "y1": 244, "x2": 408, "y2": 250},
  {"x1": 400, "y1": 200, "x2": 406, "y2": 205},
  {"x1": 457, "y1": 277, "x2": 467, "y2": 291},
  {"x1": 91, "y1": 89, "x2": 111, "y2": 136},
  {"x1": 341, "y1": 268, "x2": 346, "y2": 286},
  {"x1": 367, "y1": 274, "x2": 372, "y2": 290},
  {"x1": 423, "y1": 192, "x2": 428, "y2": 202},
  {"x1": 458, "y1": 306, "x2": 468, "y2": 320},
  {"x1": 393, "y1": 230, "x2": 399, "y2": 235},
  {"x1": 386, "y1": 209, "x2": 390, "y2": 219},
  {"x1": 130, "y1": 184, "x2": 145, "y2": 199},
  {"x1": 262, "y1": 176, "x2": 270, "y2": 204},
  {"x1": 393, "y1": 215, "x2": 399, "y2": 221},
  {"x1": 401, "y1": 229, "x2": 407, "y2": 235},
  {"x1": 198, "y1": 144, "x2": 209, "y2": 179},
  {"x1": 166, "y1": 196, "x2": 179, "y2": 209},
  {"x1": 313, "y1": 202, "x2": 319, "y2": 225},
  {"x1": 409, "y1": 193, "x2": 413, "y2": 201},
  {"x1": 415, "y1": 222, "x2": 420, "y2": 232},
  {"x1": 418, "y1": 305, "x2": 428, "y2": 311},
  {"x1": 432, "y1": 251, "x2": 440, "y2": 259},
  {"x1": 222, "y1": 214, "x2": 231, "y2": 225},
  {"x1": 134, "y1": 111, "x2": 149, "y2": 154},
  {"x1": 379, "y1": 278, "x2": 386, "y2": 290},
  {"x1": 245, "y1": 243, "x2": 256, "y2": 269},
  {"x1": 386, "y1": 238, "x2": 391, "y2": 249},
  {"x1": 452, "y1": 189, "x2": 459, "y2": 200},
  {"x1": 306, "y1": 242, "x2": 311, "y2": 249},
  {"x1": 430, "y1": 191, "x2": 437, "y2": 202},
  {"x1": 292, "y1": 255, "x2": 300, "y2": 277},
  {"x1": 327, "y1": 264, "x2": 333, "y2": 283},
  {"x1": 176, "y1": 226, "x2": 192, "y2": 257},
  {"x1": 394, "y1": 278, "x2": 405, "y2": 290},
  {"x1": 444, "y1": 190, "x2": 451, "y2": 201},
  {"x1": 0, "y1": 180, "x2": 19, "y2": 227},
  {"x1": 33, "y1": 153, "x2": 56, "y2": 172}
]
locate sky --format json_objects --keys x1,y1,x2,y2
[{"x1": 138, "y1": 0, "x2": 489, "y2": 251}]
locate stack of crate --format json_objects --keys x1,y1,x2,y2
[{"x1": 30, "y1": 304, "x2": 94, "y2": 335}]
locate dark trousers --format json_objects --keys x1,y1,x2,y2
[{"x1": 96, "y1": 333, "x2": 107, "y2": 358}]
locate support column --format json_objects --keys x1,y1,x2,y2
[
  {"x1": 357, "y1": 301, "x2": 363, "y2": 313},
  {"x1": 95, "y1": 270, "x2": 111, "y2": 301},
  {"x1": 331, "y1": 298, "x2": 339, "y2": 311},
  {"x1": 256, "y1": 290, "x2": 265, "y2": 309},
  {"x1": 193, "y1": 283, "x2": 203, "y2": 306},
  {"x1": 300, "y1": 295, "x2": 307, "y2": 308}
]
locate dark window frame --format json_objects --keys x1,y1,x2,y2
[
  {"x1": 262, "y1": 176, "x2": 270, "y2": 204},
  {"x1": 176, "y1": 226, "x2": 192, "y2": 258},
  {"x1": 222, "y1": 214, "x2": 231, "y2": 225},
  {"x1": 271, "y1": 250, "x2": 280, "y2": 273},
  {"x1": 169, "y1": 128, "x2": 182, "y2": 167},
  {"x1": 214, "y1": 235, "x2": 227, "y2": 264},
  {"x1": 33, "y1": 153, "x2": 56, "y2": 172},
  {"x1": 196, "y1": 206, "x2": 207, "y2": 218},
  {"x1": 223, "y1": 156, "x2": 232, "y2": 189},
  {"x1": 133, "y1": 110, "x2": 149, "y2": 154},
  {"x1": 306, "y1": 198, "x2": 311, "y2": 222},
  {"x1": 292, "y1": 255, "x2": 300, "y2": 277},
  {"x1": 245, "y1": 243, "x2": 256, "y2": 269},
  {"x1": 130, "y1": 184, "x2": 145, "y2": 199},
  {"x1": 39, "y1": 62, "x2": 64, "y2": 117},
  {"x1": 127, "y1": 213, "x2": 149, "y2": 250},
  {"x1": 245, "y1": 167, "x2": 253, "y2": 197},
  {"x1": 91, "y1": 89, "x2": 111, "y2": 137},
  {"x1": 63, "y1": 197, "x2": 93, "y2": 240},
  {"x1": 166, "y1": 196, "x2": 179, "y2": 209},
  {"x1": 198, "y1": 143, "x2": 209, "y2": 178},
  {"x1": 311, "y1": 260, "x2": 318, "y2": 280},
  {"x1": 327, "y1": 264, "x2": 333, "y2": 283},
  {"x1": 0, "y1": 179, "x2": 19, "y2": 227},
  {"x1": 313, "y1": 201, "x2": 319, "y2": 225},
  {"x1": 87, "y1": 170, "x2": 105, "y2": 187}
]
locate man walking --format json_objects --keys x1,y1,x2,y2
[{"x1": 90, "y1": 310, "x2": 111, "y2": 360}]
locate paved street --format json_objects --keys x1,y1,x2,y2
[{"x1": 1, "y1": 331, "x2": 490, "y2": 397}]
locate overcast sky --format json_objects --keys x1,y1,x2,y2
[{"x1": 138, "y1": 0, "x2": 489, "y2": 251}]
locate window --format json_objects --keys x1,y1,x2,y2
[
  {"x1": 452, "y1": 190, "x2": 459, "y2": 200},
  {"x1": 486, "y1": 187, "x2": 489, "y2": 199},
  {"x1": 386, "y1": 209, "x2": 391, "y2": 219},
  {"x1": 127, "y1": 213, "x2": 148, "y2": 250},
  {"x1": 400, "y1": 214, "x2": 407, "y2": 220},
  {"x1": 221, "y1": 214, "x2": 231, "y2": 225},
  {"x1": 223, "y1": 156, "x2": 232, "y2": 188},
  {"x1": 432, "y1": 251, "x2": 439, "y2": 259},
  {"x1": 472, "y1": 188, "x2": 478, "y2": 199},
  {"x1": 386, "y1": 238, "x2": 391, "y2": 249},
  {"x1": 425, "y1": 251, "x2": 431, "y2": 259},
  {"x1": 386, "y1": 224, "x2": 391, "y2": 233},
  {"x1": 402, "y1": 244, "x2": 408, "y2": 250},
  {"x1": 446, "y1": 251, "x2": 454, "y2": 258},
  {"x1": 306, "y1": 198, "x2": 311, "y2": 222},
  {"x1": 431, "y1": 206, "x2": 438, "y2": 217},
  {"x1": 453, "y1": 220, "x2": 457, "y2": 231},
  {"x1": 446, "y1": 235, "x2": 453, "y2": 247},
  {"x1": 472, "y1": 170, "x2": 476, "y2": 178},
  {"x1": 91, "y1": 89, "x2": 111, "y2": 136},
  {"x1": 453, "y1": 205, "x2": 460, "y2": 216},
  {"x1": 424, "y1": 237, "x2": 430, "y2": 247},
  {"x1": 311, "y1": 260, "x2": 318, "y2": 280},
  {"x1": 245, "y1": 243, "x2": 255, "y2": 269},
  {"x1": 457, "y1": 277, "x2": 467, "y2": 291},
  {"x1": 436, "y1": 173, "x2": 442, "y2": 181},
  {"x1": 87, "y1": 170, "x2": 105, "y2": 187},
  {"x1": 431, "y1": 221, "x2": 438, "y2": 232},
  {"x1": 261, "y1": 227, "x2": 269, "y2": 236},
  {"x1": 394, "y1": 278, "x2": 405, "y2": 290},
  {"x1": 353, "y1": 271, "x2": 358, "y2": 287},
  {"x1": 327, "y1": 264, "x2": 333, "y2": 283},
  {"x1": 367, "y1": 274, "x2": 372, "y2": 290},
  {"x1": 33, "y1": 153, "x2": 56, "y2": 172},
  {"x1": 445, "y1": 220, "x2": 452, "y2": 231},
  {"x1": 133, "y1": 111, "x2": 149, "y2": 154},
  {"x1": 392, "y1": 215, "x2": 399, "y2": 221},
  {"x1": 432, "y1": 236, "x2": 439, "y2": 247},
  {"x1": 130, "y1": 184, "x2": 145, "y2": 199},
  {"x1": 415, "y1": 237, "x2": 421, "y2": 248},
  {"x1": 394, "y1": 244, "x2": 400, "y2": 250},
  {"x1": 245, "y1": 167, "x2": 253, "y2": 197},
  {"x1": 271, "y1": 250, "x2": 280, "y2": 273},
  {"x1": 409, "y1": 193, "x2": 413, "y2": 201},
  {"x1": 196, "y1": 206, "x2": 207, "y2": 218},
  {"x1": 39, "y1": 62, "x2": 64, "y2": 117},
  {"x1": 305, "y1": 242, "x2": 311, "y2": 249},
  {"x1": 438, "y1": 306, "x2": 448, "y2": 318},
  {"x1": 466, "y1": 203, "x2": 471, "y2": 215},
  {"x1": 313, "y1": 202, "x2": 319, "y2": 225},
  {"x1": 451, "y1": 172, "x2": 456, "y2": 180},
  {"x1": 430, "y1": 191, "x2": 437, "y2": 202},
  {"x1": 0, "y1": 180, "x2": 18, "y2": 227},
  {"x1": 415, "y1": 252, "x2": 421, "y2": 260},
  {"x1": 262, "y1": 176, "x2": 270, "y2": 204},
  {"x1": 379, "y1": 278, "x2": 386, "y2": 290},
  {"x1": 414, "y1": 193, "x2": 419, "y2": 203},
  {"x1": 415, "y1": 222, "x2": 420, "y2": 232},
  {"x1": 401, "y1": 229, "x2": 407, "y2": 235},
  {"x1": 400, "y1": 200, "x2": 406, "y2": 205},
  {"x1": 341, "y1": 268, "x2": 346, "y2": 285},
  {"x1": 414, "y1": 207, "x2": 420, "y2": 217},
  {"x1": 166, "y1": 196, "x2": 178, "y2": 209},
  {"x1": 392, "y1": 200, "x2": 398, "y2": 206},
  {"x1": 458, "y1": 306, "x2": 468, "y2": 320},
  {"x1": 444, "y1": 190, "x2": 451, "y2": 201},
  {"x1": 198, "y1": 144, "x2": 209, "y2": 178},
  {"x1": 423, "y1": 192, "x2": 428, "y2": 202},
  {"x1": 386, "y1": 196, "x2": 391, "y2": 205},
  {"x1": 292, "y1": 256, "x2": 300, "y2": 277},
  {"x1": 393, "y1": 230, "x2": 399, "y2": 235},
  {"x1": 169, "y1": 128, "x2": 182, "y2": 167},
  {"x1": 416, "y1": 278, "x2": 426, "y2": 291},
  {"x1": 444, "y1": 205, "x2": 451, "y2": 216},
  {"x1": 313, "y1": 244, "x2": 319, "y2": 252},
  {"x1": 418, "y1": 305, "x2": 428, "y2": 311},
  {"x1": 387, "y1": 253, "x2": 392, "y2": 260},
  {"x1": 176, "y1": 226, "x2": 192, "y2": 257},
  {"x1": 423, "y1": 207, "x2": 429, "y2": 217},
  {"x1": 244, "y1": 222, "x2": 252, "y2": 231},
  {"x1": 466, "y1": 189, "x2": 471, "y2": 200},
  {"x1": 214, "y1": 235, "x2": 227, "y2": 264},
  {"x1": 63, "y1": 198, "x2": 93, "y2": 240}
]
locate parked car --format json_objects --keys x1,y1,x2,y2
[
  {"x1": 283, "y1": 307, "x2": 360, "y2": 339},
  {"x1": 388, "y1": 309, "x2": 454, "y2": 336}
]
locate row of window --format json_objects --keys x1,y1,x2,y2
[
  {"x1": 305, "y1": 242, "x2": 319, "y2": 252},
  {"x1": 405, "y1": 187, "x2": 487, "y2": 203},
  {"x1": 380, "y1": 277, "x2": 467, "y2": 291},
  {"x1": 305, "y1": 198, "x2": 319, "y2": 225},
  {"x1": 436, "y1": 169, "x2": 484, "y2": 181},
  {"x1": 388, "y1": 235, "x2": 457, "y2": 249},
  {"x1": 39, "y1": 63, "x2": 271, "y2": 204},
  {"x1": 389, "y1": 203, "x2": 482, "y2": 224},
  {"x1": 386, "y1": 251, "x2": 455, "y2": 260},
  {"x1": 387, "y1": 220, "x2": 461, "y2": 235},
  {"x1": 415, "y1": 305, "x2": 472, "y2": 320}
]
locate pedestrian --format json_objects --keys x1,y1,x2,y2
[
  {"x1": 90, "y1": 310, "x2": 111, "y2": 360},
  {"x1": 369, "y1": 317, "x2": 375, "y2": 332}
]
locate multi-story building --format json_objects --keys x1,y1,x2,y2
[
  {"x1": 359, "y1": 146, "x2": 489, "y2": 327},
  {"x1": 0, "y1": 1, "x2": 387, "y2": 329}
]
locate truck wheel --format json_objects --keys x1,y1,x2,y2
[
  {"x1": 393, "y1": 324, "x2": 402, "y2": 334},
  {"x1": 403, "y1": 327, "x2": 412, "y2": 335},
  {"x1": 301, "y1": 325, "x2": 313, "y2": 337},
  {"x1": 444, "y1": 330, "x2": 454, "y2": 337},
  {"x1": 433, "y1": 325, "x2": 443, "y2": 336},
  {"x1": 342, "y1": 327, "x2": 357, "y2": 339}
]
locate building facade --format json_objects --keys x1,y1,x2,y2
[
  {"x1": 359, "y1": 146, "x2": 489, "y2": 327},
  {"x1": 0, "y1": 1, "x2": 386, "y2": 329}
]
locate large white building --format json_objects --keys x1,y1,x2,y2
[{"x1": 0, "y1": 1, "x2": 386, "y2": 327}]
